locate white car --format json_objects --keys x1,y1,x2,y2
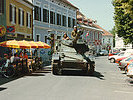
[
  {"x1": 109, "y1": 51, "x2": 125, "y2": 63},
  {"x1": 109, "y1": 49, "x2": 133, "y2": 63}
]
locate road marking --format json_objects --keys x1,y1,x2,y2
[
  {"x1": 111, "y1": 82, "x2": 127, "y2": 85},
  {"x1": 110, "y1": 77, "x2": 127, "y2": 80},
  {"x1": 114, "y1": 90, "x2": 133, "y2": 94}
]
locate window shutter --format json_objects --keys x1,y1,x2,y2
[
  {"x1": 14, "y1": 7, "x2": 16, "y2": 23},
  {"x1": 18, "y1": 9, "x2": 20, "y2": 24},
  {"x1": 10, "y1": 4, "x2": 12, "y2": 22},
  {"x1": 2, "y1": 0, "x2": 4, "y2": 13},
  {"x1": 39, "y1": 8, "x2": 41, "y2": 21},
  {"x1": 60, "y1": 14, "x2": 61, "y2": 25},
  {"x1": 26, "y1": 13, "x2": 28, "y2": 27},
  {"x1": 47, "y1": 10, "x2": 49, "y2": 23},
  {"x1": 43, "y1": 9, "x2": 45, "y2": 22},
  {"x1": 34, "y1": 6, "x2": 37, "y2": 20},
  {"x1": 53, "y1": 13, "x2": 55, "y2": 24},
  {"x1": 30, "y1": 14, "x2": 31, "y2": 28},
  {"x1": 0, "y1": 0, "x2": 1, "y2": 13},
  {"x1": 22, "y1": 11, "x2": 24, "y2": 26}
]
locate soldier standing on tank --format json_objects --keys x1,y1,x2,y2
[
  {"x1": 71, "y1": 26, "x2": 83, "y2": 44},
  {"x1": 71, "y1": 26, "x2": 77, "y2": 39}
]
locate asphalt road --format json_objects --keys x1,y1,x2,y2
[{"x1": 1, "y1": 56, "x2": 133, "y2": 100}]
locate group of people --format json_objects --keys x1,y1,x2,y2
[{"x1": 0, "y1": 49, "x2": 29, "y2": 67}]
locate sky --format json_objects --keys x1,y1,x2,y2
[
  {"x1": 28, "y1": 0, "x2": 115, "y2": 31},
  {"x1": 68, "y1": 0, "x2": 115, "y2": 31}
]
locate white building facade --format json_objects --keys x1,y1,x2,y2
[{"x1": 115, "y1": 34, "x2": 132, "y2": 49}]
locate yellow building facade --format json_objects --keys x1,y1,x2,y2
[{"x1": 6, "y1": 0, "x2": 33, "y2": 40}]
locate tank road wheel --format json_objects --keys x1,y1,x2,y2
[
  {"x1": 87, "y1": 62, "x2": 95, "y2": 75},
  {"x1": 52, "y1": 61, "x2": 62, "y2": 75}
]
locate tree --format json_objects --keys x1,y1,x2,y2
[
  {"x1": 109, "y1": 26, "x2": 116, "y2": 47},
  {"x1": 112, "y1": 0, "x2": 133, "y2": 48}
]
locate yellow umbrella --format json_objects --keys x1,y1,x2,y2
[
  {"x1": 35, "y1": 41, "x2": 51, "y2": 49},
  {"x1": 0, "y1": 40, "x2": 20, "y2": 48},
  {"x1": 0, "y1": 40, "x2": 51, "y2": 49}
]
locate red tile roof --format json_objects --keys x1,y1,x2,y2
[
  {"x1": 61, "y1": 0, "x2": 78, "y2": 9},
  {"x1": 94, "y1": 24, "x2": 113, "y2": 36}
]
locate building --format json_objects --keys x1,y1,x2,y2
[
  {"x1": 32, "y1": 0, "x2": 78, "y2": 64},
  {"x1": 94, "y1": 25, "x2": 113, "y2": 51},
  {"x1": 6, "y1": 0, "x2": 33, "y2": 40},
  {"x1": 0, "y1": 0, "x2": 33, "y2": 57},
  {"x1": 0, "y1": 0, "x2": 6, "y2": 57},
  {"x1": 77, "y1": 11, "x2": 103, "y2": 54},
  {"x1": 115, "y1": 34, "x2": 132, "y2": 49}
]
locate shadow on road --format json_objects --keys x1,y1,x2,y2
[
  {"x1": 91, "y1": 71, "x2": 105, "y2": 80},
  {"x1": 0, "y1": 87, "x2": 7, "y2": 91},
  {"x1": 60, "y1": 70, "x2": 105, "y2": 80},
  {"x1": 0, "y1": 67, "x2": 52, "y2": 85},
  {"x1": 0, "y1": 75, "x2": 22, "y2": 86},
  {"x1": 24, "y1": 67, "x2": 52, "y2": 77}
]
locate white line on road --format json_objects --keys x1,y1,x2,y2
[
  {"x1": 111, "y1": 82, "x2": 127, "y2": 85},
  {"x1": 114, "y1": 90, "x2": 133, "y2": 94}
]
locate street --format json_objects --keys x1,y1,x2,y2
[{"x1": 0, "y1": 56, "x2": 133, "y2": 100}]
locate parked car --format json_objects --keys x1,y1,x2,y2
[
  {"x1": 115, "y1": 57, "x2": 127, "y2": 64},
  {"x1": 99, "y1": 50, "x2": 108, "y2": 56},
  {"x1": 125, "y1": 59, "x2": 133, "y2": 73},
  {"x1": 119, "y1": 55, "x2": 133, "y2": 70},
  {"x1": 109, "y1": 49, "x2": 133, "y2": 63},
  {"x1": 127, "y1": 62, "x2": 133, "y2": 78},
  {"x1": 109, "y1": 51, "x2": 125, "y2": 63},
  {"x1": 108, "y1": 52, "x2": 119, "y2": 57}
]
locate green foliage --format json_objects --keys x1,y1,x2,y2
[{"x1": 112, "y1": 0, "x2": 133, "y2": 45}]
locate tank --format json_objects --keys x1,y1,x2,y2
[{"x1": 52, "y1": 28, "x2": 95, "y2": 75}]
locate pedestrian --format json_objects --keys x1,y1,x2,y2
[
  {"x1": 62, "y1": 33, "x2": 69, "y2": 40},
  {"x1": 24, "y1": 52, "x2": 28, "y2": 59}
]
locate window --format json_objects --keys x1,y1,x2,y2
[
  {"x1": 18, "y1": 8, "x2": 24, "y2": 26},
  {"x1": 34, "y1": 6, "x2": 41, "y2": 21},
  {"x1": 10, "y1": 4, "x2": 16, "y2": 24},
  {"x1": 0, "y1": 0, "x2": 4, "y2": 14},
  {"x1": 17, "y1": 34, "x2": 25, "y2": 40},
  {"x1": 36, "y1": 35, "x2": 40, "y2": 41},
  {"x1": 45, "y1": 36, "x2": 47, "y2": 43},
  {"x1": 22, "y1": 10, "x2": 24, "y2": 26},
  {"x1": 43, "y1": 9, "x2": 49, "y2": 23},
  {"x1": 26, "y1": 12, "x2": 31, "y2": 28},
  {"x1": 68, "y1": 17, "x2": 71, "y2": 27},
  {"x1": 62, "y1": 15, "x2": 66, "y2": 27},
  {"x1": 109, "y1": 38, "x2": 110, "y2": 43},
  {"x1": 50, "y1": 11, "x2": 55, "y2": 24},
  {"x1": 27, "y1": 36, "x2": 30, "y2": 38},
  {"x1": 57, "y1": 13, "x2": 61, "y2": 25},
  {"x1": 72, "y1": 18, "x2": 75, "y2": 28}
]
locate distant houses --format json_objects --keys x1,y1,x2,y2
[
  {"x1": 115, "y1": 34, "x2": 132, "y2": 49},
  {"x1": 94, "y1": 25, "x2": 113, "y2": 51},
  {"x1": 76, "y1": 11, "x2": 103, "y2": 53}
]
